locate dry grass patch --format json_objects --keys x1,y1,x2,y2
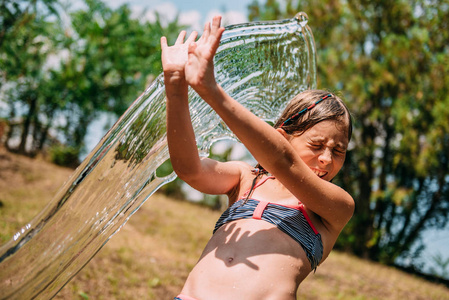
[
  {"x1": 0, "y1": 148, "x2": 73, "y2": 243},
  {"x1": 300, "y1": 251, "x2": 449, "y2": 300}
]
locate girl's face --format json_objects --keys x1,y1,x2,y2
[{"x1": 281, "y1": 120, "x2": 349, "y2": 181}]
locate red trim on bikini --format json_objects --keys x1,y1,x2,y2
[
  {"x1": 298, "y1": 204, "x2": 319, "y2": 235},
  {"x1": 244, "y1": 175, "x2": 320, "y2": 235}
]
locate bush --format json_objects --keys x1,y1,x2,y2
[{"x1": 49, "y1": 145, "x2": 80, "y2": 168}]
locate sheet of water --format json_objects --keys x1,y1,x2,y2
[{"x1": 0, "y1": 13, "x2": 316, "y2": 299}]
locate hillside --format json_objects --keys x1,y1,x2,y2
[{"x1": 0, "y1": 148, "x2": 448, "y2": 299}]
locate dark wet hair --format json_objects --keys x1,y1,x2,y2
[
  {"x1": 243, "y1": 89, "x2": 352, "y2": 202},
  {"x1": 275, "y1": 89, "x2": 352, "y2": 140}
]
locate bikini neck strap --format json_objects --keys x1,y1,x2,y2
[{"x1": 242, "y1": 175, "x2": 275, "y2": 198}]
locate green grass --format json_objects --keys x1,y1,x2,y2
[{"x1": 1, "y1": 148, "x2": 448, "y2": 299}]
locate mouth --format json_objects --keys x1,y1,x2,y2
[{"x1": 311, "y1": 168, "x2": 328, "y2": 178}]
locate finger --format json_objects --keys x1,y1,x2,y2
[
  {"x1": 186, "y1": 31, "x2": 198, "y2": 44},
  {"x1": 187, "y1": 42, "x2": 198, "y2": 67},
  {"x1": 175, "y1": 30, "x2": 187, "y2": 45},
  {"x1": 209, "y1": 27, "x2": 225, "y2": 54},
  {"x1": 160, "y1": 36, "x2": 168, "y2": 50},
  {"x1": 201, "y1": 21, "x2": 210, "y2": 41},
  {"x1": 210, "y1": 15, "x2": 222, "y2": 35}
]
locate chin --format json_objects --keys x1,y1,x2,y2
[{"x1": 322, "y1": 175, "x2": 333, "y2": 182}]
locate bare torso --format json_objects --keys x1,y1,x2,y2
[{"x1": 180, "y1": 176, "x2": 339, "y2": 300}]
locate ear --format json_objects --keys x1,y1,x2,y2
[{"x1": 276, "y1": 128, "x2": 291, "y2": 140}]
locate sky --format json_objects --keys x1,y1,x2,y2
[{"x1": 82, "y1": 0, "x2": 257, "y2": 31}]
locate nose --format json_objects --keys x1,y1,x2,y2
[{"x1": 318, "y1": 148, "x2": 332, "y2": 165}]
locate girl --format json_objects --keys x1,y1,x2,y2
[{"x1": 161, "y1": 16, "x2": 354, "y2": 300}]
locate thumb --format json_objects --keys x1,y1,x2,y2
[{"x1": 160, "y1": 36, "x2": 168, "y2": 50}]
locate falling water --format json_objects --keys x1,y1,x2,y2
[{"x1": 0, "y1": 12, "x2": 316, "y2": 299}]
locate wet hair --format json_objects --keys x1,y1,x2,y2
[
  {"x1": 275, "y1": 89, "x2": 352, "y2": 139},
  {"x1": 243, "y1": 89, "x2": 352, "y2": 203}
]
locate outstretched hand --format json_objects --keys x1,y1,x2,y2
[
  {"x1": 161, "y1": 30, "x2": 198, "y2": 81},
  {"x1": 185, "y1": 16, "x2": 225, "y2": 96}
]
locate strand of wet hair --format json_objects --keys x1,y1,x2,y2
[{"x1": 241, "y1": 166, "x2": 268, "y2": 205}]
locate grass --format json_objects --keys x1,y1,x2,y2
[{"x1": 1, "y1": 148, "x2": 448, "y2": 299}]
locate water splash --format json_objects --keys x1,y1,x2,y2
[{"x1": 0, "y1": 13, "x2": 316, "y2": 299}]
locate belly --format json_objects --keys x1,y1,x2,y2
[{"x1": 182, "y1": 219, "x2": 312, "y2": 300}]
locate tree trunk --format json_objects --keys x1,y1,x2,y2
[
  {"x1": 18, "y1": 95, "x2": 38, "y2": 154},
  {"x1": 354, "y1": 122, "x2": 376, "y2": 258}
]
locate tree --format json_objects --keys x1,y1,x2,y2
[
  {"x1": 0, "y1": 0, "x2": 60, "y2": 49},
  {"x1": 0, "y1": 0, "x2": 62, "y2": 154},
  {"x1": 55, "y1": 0, "x2": 185, "y2": 156},
  {"x1": 248, "y1": 0, "x2": 449, "y2": 268},
  {"x1": 0, "y1": 0, "x2": 185, "y2": 159}
]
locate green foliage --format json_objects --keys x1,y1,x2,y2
[
  {"x1": 249, "y1": 0, "x2": 449, "y2": 267},
  {"x1": 155, "y1": 159, "x2": 174, "y2": 178},
  {"x1": 0, "y1": 0, "x2": 185, "y2": 157},
  {"x1": 48, "y1": 144, "x2": 80, "y2": 167},
  {"x1": 0, "y1": 1, "x2": 62, "y2": 155},
  {"x1": 0, "y1": 0, "x2": 60, "y2": 49}
]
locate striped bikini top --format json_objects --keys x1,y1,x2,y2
[{"x1": 213, "y1": 176, "x2": 323, "y2": 270}]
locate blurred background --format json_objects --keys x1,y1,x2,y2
[{"x1": 1, "y1": 0, "x2": 448, "y2": 291}]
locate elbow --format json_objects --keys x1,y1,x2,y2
[
  {"x1": 174, "y1": 169, "x2": 196, "y2": 183},
  {"x1": 171, "y1": 162, "x2": 202, "y2": 184},
  {"x1": 174, "y1": 169, "x2": 206, "y2": 192},
  {"x1": 347, "y1": 195, "x2": 355, "y2": 215},
  {"x1": 344, "y1": 196, "x2": 356, "y2": 223}
]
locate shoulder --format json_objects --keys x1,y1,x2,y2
[
  {"x1": 222, "y1": 160, "x2": 255, "y2": 190},
  {"x1": 218, "y1": 161, "x2": 259, "y2": 204}
]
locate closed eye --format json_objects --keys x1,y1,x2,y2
[
  {"x1": 309, "y1": 144, "x2": 323, "y2": 150},
  {"x1": 333, "y1": 148, "x2": 346, "y2": 156}
]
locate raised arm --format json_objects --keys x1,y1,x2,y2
[
  {"x1": 162, "y1": 30, "x2": 197, "y2": 178},
  {"x1": 161, "y1": 29, "x2": 244, "y2": 197},
  {"x1": 185, "y1": 16, "x2": 354, "y2": 230}
]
